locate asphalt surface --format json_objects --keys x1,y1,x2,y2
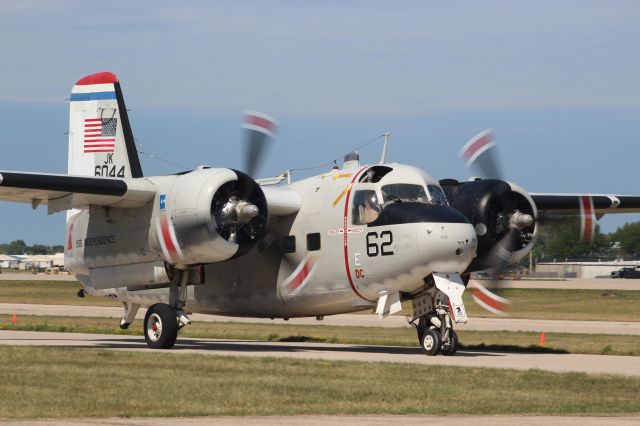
[
  {"x1": 4, "y1": 416, "x2": 639, "y2": 426},
  {"x1": 2, "y1": 303, "x2": 638, "y2": 335},
  {"x1": 1, "y1": 330, "x2": 639, "y2": 377}
]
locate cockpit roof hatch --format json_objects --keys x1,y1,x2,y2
[{"x1": 359, "y1": 165, "x2": 393, "y2": 183}]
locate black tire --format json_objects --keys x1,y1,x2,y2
[
  {"x1": 420, "y1": 328, "x2": 441, "y2": 356},
  {"x1": 441, "y1": 331, "x2": 459, "y2": 356},
  {"x1": 144, "y1": 303, "x2": 178, "y2": 349}
]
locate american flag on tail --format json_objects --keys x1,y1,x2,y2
[{"x1": 84, "y1": 117, "x2": 117, "y2": 153}]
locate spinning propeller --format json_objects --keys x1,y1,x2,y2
[{"x1": 459, "y1": 130, "x2": 597, "y2": 315}]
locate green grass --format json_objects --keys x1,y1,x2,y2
[
  {"x1": 2, "y1": 314, "x2": 640, "y2": 356},
  {"x1": 0, "y1": 346, "x2": 639, "y2": 418},
  {"x1": 0, "y1": 280, "x2": 119, "y2": 306},
  {"x1": 461, "y1": 288, "x2": 640, "y2": 321}
]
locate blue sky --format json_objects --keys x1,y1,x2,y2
[{"x1": 1, "y1": 1, "x2": 640, "y2": 244}]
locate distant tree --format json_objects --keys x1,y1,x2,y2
[
  {"x1": 610, "y1": 222, "x2": 640, "y2": 258},
  {"x1": 533, "y1": 217, "x2": 608, "y2": 260},
  {"x1": 50, "y1": 245, "x2": 64, "y2": 254},
  {"x1": 7, "y1": 240, "x2": 28, "y2": 255},
  {"x1": 27, "y1": 244, "x2": 49, "y2": 255},
  {"x1": 0, "y1": 243, "x2": 8, "y2": 254}
]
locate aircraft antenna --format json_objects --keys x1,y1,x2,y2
[{"x1": 379, "y1": 132, "x2": 390, "y2": 164}]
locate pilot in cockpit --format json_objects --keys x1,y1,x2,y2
[{"x1": 353, "y1": 190, "x2": 381, "y2": 225}]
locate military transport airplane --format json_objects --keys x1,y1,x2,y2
[{"x1": 1, "y1": 72, "x2": 639, "y2": 356}]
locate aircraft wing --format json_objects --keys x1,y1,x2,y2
[
  {"x1": 0, "y1": 171, "x2": 156, "y2": 214},
  {"x1": 531, "y1": 193, "x2": 640, "y2": 217}
]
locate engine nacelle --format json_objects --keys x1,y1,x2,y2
[
  {"x1": 440, "y1": 178, "x2": 538, "y2": 272},
  {"x1": 152, "y1": 168, "x2": 268, "y2": 266}
]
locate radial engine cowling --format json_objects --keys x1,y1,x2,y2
[
  {"x1": 440, "y1": 179, "x2": 538, "y2": 272},
  {"x1": 155, "y1": 168, "x2": 267, "y2": 266}
]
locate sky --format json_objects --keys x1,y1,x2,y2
[{"x1": 1, "y1": 1, "x2": 640, "y2": 244}]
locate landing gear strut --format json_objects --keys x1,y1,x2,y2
[
  {"x1": 410, "y1": 274, "x2": 465, "y2": 356},
  {"x1": 412, "y1": 312, "x2": 459, "y2": 356},
  {"x1": 141, "y1": 267, "x2": 193, "y2": 349}
]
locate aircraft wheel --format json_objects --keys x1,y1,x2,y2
[
  {"x1": 420, "y1": 328, "x2": 441, "y2": 356},
  {"x1": 441, "y1": 331, "x2": 459, "y2": 356},
  {"x1": 144, "y1": 303, "x2": 178, "y2": 349}
]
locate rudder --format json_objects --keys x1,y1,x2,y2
[{"x1": 68, "y1": 72, "x2": 143, "y2": 178}]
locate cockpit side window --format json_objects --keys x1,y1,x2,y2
[
  {"x1": 427, "y1": 184, "x2": 449, "y2": 206},
  {"x1": 381, "y1": 184, "x2": 428, "y2": 204},
  {"x1": 352, "y1": 190, "x2": 381, "y2": 225}
]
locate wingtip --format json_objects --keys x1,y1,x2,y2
[{"x1": 75, "y1": 72, "x2": 119, "y2": 86}]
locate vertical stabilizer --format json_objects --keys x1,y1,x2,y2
[{"x1": 68, "y1": 72, "x2": 143, "y2": 179}]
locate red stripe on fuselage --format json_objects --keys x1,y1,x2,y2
[
  {"x1": 160, "y1": 214, "x2": 179, "y2": 261},
  {"x1": 283, "y1": 257, "x2": 316, "y2": 294},
  {"x1": 343, "y1": 166, "x2": 374, "y2": 303}
]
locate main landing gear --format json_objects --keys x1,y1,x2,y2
[{"x1": 131, "y1": 267, "x2": 193, "y2": 349}]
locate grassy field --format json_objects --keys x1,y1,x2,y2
[
  {"x1": 462, "y1": 288, "x2": 640, "y2": 321},
  {"x1": 0, "y1": 346, "x2": 639, "y2": 418},
  {"x1": 0, "y1": 280, "x2": 120, "y2": 306},
  {"x1": 2, "y1": 314, "x2": 639, "y2": 356}
]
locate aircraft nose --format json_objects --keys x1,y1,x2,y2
[
  {"x1": 369, "y1": 202, "x2": 477, "y2": 272},
  {"x1": 423, "y1": 219, "x2": 478, "y2": 272}
]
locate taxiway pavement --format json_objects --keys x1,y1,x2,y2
[{"x1": 1, "y1": 330, "x2": 638, "y2": 377}]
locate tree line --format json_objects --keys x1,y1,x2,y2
[
  {"x1": 533, "y1": 218, "x2": 640, "y2": 260},
  {"x1": 0, "y1": 240, "x2": 64, "y2": 255}
]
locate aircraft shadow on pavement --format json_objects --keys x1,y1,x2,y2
[{"x1": 52, "y1": 336, "x2": 506, "y2": 357}]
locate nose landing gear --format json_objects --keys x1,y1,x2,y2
[
  {"x1": 412, "y1": 312, "x2": 460, "y2": 356},
  {"x1": 410, "y1": 273, "x2": 466, "y2": 356}
]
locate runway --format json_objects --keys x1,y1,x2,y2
[
  {"x1": 1, "y1": 330, "x2": 638, "y2": 376},
  {"x1": 2, "y1": 303, "x2": 639, "y2": 335}
]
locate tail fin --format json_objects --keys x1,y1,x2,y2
[{"x1": 68, "y1": 72, "x2": 143, "y2": 178}]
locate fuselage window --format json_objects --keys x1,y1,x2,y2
[
  {"x1": 307, "y1": 233, "x2": 321, "y2": 251},
  {"x1": 381, "y1": 184, "x2": 428, "y2": 203},
  {"x1": 427, "y1": 184, "x2": 449, "y2": 206},
  {"x1": 352, "y1": 190, "x2": 381, "y2": 225},
  {"x1": 282, "y1": 236, "x2": 296, "y2": 254}
]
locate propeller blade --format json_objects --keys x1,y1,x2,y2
[
  {"x1": 469, "y1": 279, "x2": 510, "y2": 316},
  {"x1": 579, "y1": 195, "x2": 596, "y2": 243},
  {"x1": 243, "y1": 111, "x2": 278, "y2": 178},
  {"x1": 460, "y1": 129, "x2": 502, "y2": 180}
]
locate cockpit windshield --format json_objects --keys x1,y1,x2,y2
[
  {"x1": 380, "y1": 183, "x2": 449, "y2": 206},
  {"x1": 381, "y1": 184, "x2": 428, "y2": 204},
  {"x1": 427, "y1": 184, "x2": 449, "y2": 206}
]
